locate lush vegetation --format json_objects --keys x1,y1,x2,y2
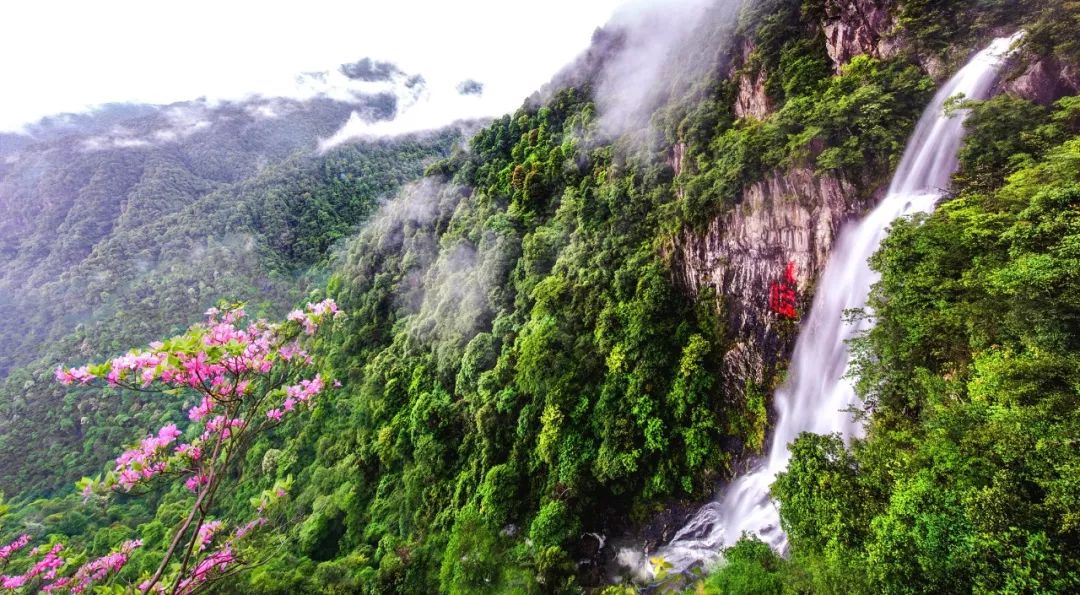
[
  {"x1": 756, "y1": 93, "x2": 1080, "y2": 595},
  {"x1": 2, "y1": 1, "x2": 1079, "y2": 594},
  {"x1": 692, "y1": 45, "x2": 1080, "y2": 595}
]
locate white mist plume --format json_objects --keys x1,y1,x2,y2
[
  {"x1": 335, "y1": 177, "x2": 466, "y2": 316},
  {"x1": 593, "y1": 0, "x2": 742, "y2": 138},
  {"x1": 406, "y1": 225, "x2": 517, "y2": 366},
  {"x1": 335, "y1": 176, "x2": 514, "y2": 361}
]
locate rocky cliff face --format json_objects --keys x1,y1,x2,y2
[
  {"x1": 670, "y1": 169, "x2": 876, "y2": 402},
  {"x1": 669, "y1": 1, "x2": 901, "y2": 405},
  {"x1": 1003, "y1": 52, "x2": 1080, "y2": 105},
  {"x1": 735, "y1": 68, "x2": 773, "y2": 120},
  {"x1": 733, "y1": 39, "x2": 774, "y2": 120},
  {"x1": 820, "y1": 0, "x2": 899, "y2": 68}
]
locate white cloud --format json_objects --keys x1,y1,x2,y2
[
  {"x1": 319, "y1": 76, "x2": 491, "y2": 149},
  {"x1": 0, "y1": 0, "x2": 628, "y2": 132}
]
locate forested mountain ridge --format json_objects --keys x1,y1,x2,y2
[
  {"x1": 0, "y1": 1, "x2": 1078, "y2": 593},
  {"x1": 0, "y1": 55, "x2": 433, "y2": 377}
]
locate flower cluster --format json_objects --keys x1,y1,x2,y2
[
  {"x1": 53, "y1": 366, "x2": 93, "y2": 386},
  {"x1": 287, "y1": 298, "x2": 341, "y2": 335},
  {"x1": 149, "y1": 546, "x2": 235, "y2": 595},
  {"x1": 265, "y1": 374, "x2": 324, "y2": 424},
  {"x1": 1, "y1": 543, "x2": 65, "y2": 589},
  {"x1": 55, "y1": 299, "x2": 340, "y2": 391},
  {"x1": 43, "y1": 539, "x2": 142, "y2": 594},
  {"x1": 0, "y1": 535, "x2": 30, "y2": 561},
  {"x1": 233, "y1": 517, "x2": 268, "y2": 540},
  {"x1": 184, "y1": 473, "x2": 210, "y2": 493},
  {"x1": 196, "y1": 521, "x2": 224, "y2": 551},
  {"x1": 59, "y1": 301, "x2": 342, "y2": 499},
  {"x1": 201, "y1": 416, "x2": 245, "y2": 441},
  {"x1": 184, "y1": 546, "x2": 235, "y2": 592},
  {"x1": 278, "y1": 341, "x2": 311, "y2": 364},
  {"x1": 113, "y1": 424, "x2": 182, "y2": 490}
]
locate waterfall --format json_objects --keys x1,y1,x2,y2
[{"x1": 618, "y1": 34, "x2": 1021, "y2": 581}]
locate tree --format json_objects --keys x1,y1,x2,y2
[{"x1": 0, "y1": 300, "x2": 343, "y2": 593}]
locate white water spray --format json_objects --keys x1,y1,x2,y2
[{"x1": 619, "y1": 34, "x2": 1021, "y2": 580}]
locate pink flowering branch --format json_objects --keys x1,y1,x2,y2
[
  {"x1": 0, "y1": 543, "x2": 65, "y2": 591},
  {"x1": 51, "y1": 299, "x2": 344, "y2": 594},
  {"x1": 0, "y1": 535, "x2": 31, "y2": 564}
]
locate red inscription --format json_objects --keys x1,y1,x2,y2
[{"x1": 769, "y1": 261, "x2": 798, "y2": 319}]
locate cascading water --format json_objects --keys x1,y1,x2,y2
[{"x1": 618, "y1": 34, "x2": 1021, "y2": 581}]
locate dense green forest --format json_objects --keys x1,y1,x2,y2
[{"x1": 1, "y1": 0, "x2": 1079, "y2": 593}]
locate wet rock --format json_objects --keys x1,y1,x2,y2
[{"x1": 670, "y1": 168, "x2": 880, "y2": 400}]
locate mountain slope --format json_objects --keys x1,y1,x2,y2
[
  {"x1": 0, "y1": 64, "x2": 463, "y2": 496},
  {"x1": 1, "y1": 1, "x2": 1078, "y2": 594}
]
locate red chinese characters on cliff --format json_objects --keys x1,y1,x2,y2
[{"x1": 769, "y1": 261, "x2": 798, "y2": 319}]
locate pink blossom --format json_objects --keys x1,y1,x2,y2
[
  {"x1": 196, "y1": 521, "x2": 224, "y2": 551},
  {"x1": 307, "y1": 298, "x2": 340, "y2": 317},
  {"x1": 54, "y1": 539, "x2": 142, "y2": 593},
  {"x1": 1, "y1": 575, "x2": 27, "y2": 589},
  {"x1": 0, "y1": 534, "x2": 31, "y2": 560},
  {"x1": 278, "y1": 341, "x2": 307, "y2": 362},
  {"x1": 202, "y1": 416, "x2": 246, "y2": 440},
  {"x1": 285, "y1": 374, "x2": 324, "y2": 404},
  {"x1": 223, "y1": 308, "x2": 245, "y2": 324},
  {"x1": 14, "y1": 543, "x2": 66, "y2": 584},
  {"x1": 55, "y1": 367, "x2": 72, "y2": 384},
  {"x1": 266, "y1": 409, "x2": 283, "y2": 422},
  {"x1": 185, "y1": 474, "x2": 210, "y2": 492},
  {"x1": 158, "y1": 423, "x2": 182, "y2": 443},
  {"x1": 176, "y1": 546, "x2": 235, "y2": 594},
  {"x1": 188, "y1": 397, "x2": 213, "y2": 422},
  {"x1": 56, "y1": 365, "x2": 95, "y2": 385},
  {"x1": 176, "y1": 443, "x2": 202, "y2": 461},
  {"x1": 118, "y1": 468, "x2": 142, "y2": 490},
  {"x1": 41, "y1": 577, "x2": 70, "y2": 593}
]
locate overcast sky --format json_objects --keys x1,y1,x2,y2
[{"x1": 0, "y1": 0, "x2": 627, "y2": 132}]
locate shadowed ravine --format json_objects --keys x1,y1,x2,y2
[{"x1": 617, "y1": 33, "x2": 1022, "y2": 582}]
